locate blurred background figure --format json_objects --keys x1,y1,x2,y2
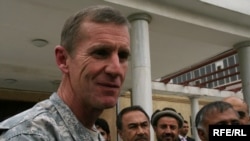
[
  {"x1": 116, "y1": 105, "x2": 150, "y2": 141},
  {"x1": 151, "y1": 107, "x2": 183, "y2": 141},
  {"x1": 95, "y1": 118, "x2": 111, "y2": 141},
  {"x1": 195, "y1": 101, "x2": 240, "y2": 141},
  {"x1": 222, "y1": 96, "x2": 250, "y2": 125},
  {"x1": 178, "y1": 120, "x2": 195, "y2": 141}
]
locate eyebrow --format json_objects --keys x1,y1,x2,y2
[{"x1": 128, "y1": 121, "x2": 148, "y2": 125}]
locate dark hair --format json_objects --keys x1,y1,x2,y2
[
  {"x1": 95, "y1": 118, "x2": 110, "y2": 134},
  {"x1": 116, "y1": 105, "x2": 149, "y2": 130},
  {"x1": 195, "y1": 101, "x2": 237, "y2": 129},
  {"x1": 60, "y1": 5, "x2": 130, "y2": 55},
  {"x1": 151, "y1": 107, "x2": 183, "y2": 128},
  {"x1": 183, "y1": 120, "x2": 188, "y2": 124}
]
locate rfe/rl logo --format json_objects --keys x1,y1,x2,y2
[
  {"x1": 213, "y1": 129, "x2": 246, "y2": 136},
  {"x1": 209, "y1": 125, "x2": 250, "y2": 140}
]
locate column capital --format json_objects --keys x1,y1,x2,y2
[
  {"x1": 233, "y1": 40, "x2": 250, "y2": 50},
  {"x1": 127, "y1": 13, "x2": 152, "y2": 23}
]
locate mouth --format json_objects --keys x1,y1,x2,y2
[
  {"x1": 135, "y1": 137, "x2": 148, "y2": 141},
  {"x1": 163, "y1": 136, "x2": 172, "y2": 140},
  {"x1": 97, "y1": 82, "x2": 120, "y2": 89}
]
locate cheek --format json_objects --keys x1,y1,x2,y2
[
  {"x1": 123, "y1": 62, "x2": 128, "y2": 71},
  {"x1": 78, "y1": 56, "x2": 93, "y2": 76},
  {"x1": 157, "y1": 128, "x2": 164, "y2": 134},
  {"x1": 174, "y1": 129, "x2": 179, "y2": 134},
  {"x1": 121, "y1": 62, "x2": 129, "y2": 77},
  {"x1": 84, "y1": 62, "x2": 104, "y2": 81},
  {"x1": 78, "y1": 54, "x2": 91, "y2": 66}
]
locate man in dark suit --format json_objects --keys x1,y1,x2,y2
[{"x1": 178, "y1": 120, "x2": 195, "y2": 141}]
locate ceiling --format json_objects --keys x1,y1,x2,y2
[{"x1": 1, "y1": 0, "x2": 250, "y2": 94}]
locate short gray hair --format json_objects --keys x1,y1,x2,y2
[
  {"x1": 195, "y1": 101, "x2": 237, "y2": 129},
  {"x1": 60, "y1": 5, "x2": 130, "y2": 55}
]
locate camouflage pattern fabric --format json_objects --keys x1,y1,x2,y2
[{"x1": 0, "y1": 93, "x2": 102, "y2": 141}]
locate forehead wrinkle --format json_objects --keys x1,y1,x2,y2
[
  {"x1": 82, "y1": 21, "x2": 129, "y2": 39},
  {"x1": 128, "y1": 119, "x2": 148, "y2": 124}
]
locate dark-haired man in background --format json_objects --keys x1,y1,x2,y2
[
  {"x1": 195, "y1": 101, "x2": 240, "y2": 141},
  {"x1": 223, "y1": 96, "x2": 250, "y2": 125},
  {"x1": 117, "y1": 105, "x2": 150, "y2": 141},
  {"x1": 178, "y1": 120, "x2": 195, "y2": 141},
  {"x1": 95, "y1": 118, "x2": 111, "y2": 141}
]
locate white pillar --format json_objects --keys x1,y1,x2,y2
[
  {"x1": 128, "y1": 13, "x2": 153, "y2": 140},
  {"x1": 234, "y1": 41, "x2": 250, "y2": 113},
  {"x1": 189, "y1": 97, "x2": 200, "y2": 141}
]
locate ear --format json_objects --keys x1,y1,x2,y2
[
  {"x1": 107, "y1": 134, "x2": 111, "y2": 141},
  {"x1": 197, "y1": 128, "x2": 206, "y2": 141},
  {"x1": 55, "y1": 45, "x2": 69, "y2": 73},
  {"x1": 117, "y1": 129, "x2": 124, "y2": 139},
  {"x1": 153, "y1": 126, "x2": 157, "y2": 132}
]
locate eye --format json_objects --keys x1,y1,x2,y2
[
  {"x1": 238, "y1": 111, "x2": 246, "y2": 119},
  {"x1": 160, "y1": 124, "x2": 167, "y2": 129},
  {"x1": 231, "y1": 120, "x2": 240, "y2": 125},
  {"x1": 141, "y1": 122, "x2": 149, "y2": 128},
  {"x1": 92, "y1": 48, "x2": 110, "y2": 59},
  {"x1": 215, "y1": 121, "x2": 227, "y2": 125},
  {"x1": 128, "y1": 123, "x2": 138, "y2": 129},
  {"x1": 100, "y1": 132, "x2": 106, "y2": 136},
  {"x1": 118, "y1": 50, "x2": 130, "y2": 61},
  {"x1": 170, "y1": 125, "x2": 177, "y2": 130}
]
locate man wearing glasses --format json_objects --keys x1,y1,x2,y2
[
  {"x1": 223, "y1": 96, "x2": 250, "y2": 125},
  {"x1": 195, "y1": 101, "x2": 240, "y2": 141}
]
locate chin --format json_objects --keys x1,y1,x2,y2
[
  {"x1": 99, "y1": 100, "x2": 116, "y2": 109},
  {"x1": 104, "y1": 105, "x2": 115, "y2": 109},
  {"x1": 104, "y1": 101, "x2": 117, "y2": 108},
  {"x1": 103, "y1": 95, "x2": 118, "y2": 104}
]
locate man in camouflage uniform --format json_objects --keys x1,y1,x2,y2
[{"x1": 0, "y1": 5, "x2": 131, "y2": 141}]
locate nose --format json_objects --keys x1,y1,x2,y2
[
  {"x1": 164, "y1": 126, "x2": 171, "y2": 133},
  {"x1": 137, "y1": 126, "x2": 146, "y2": 135},
  {"x1": 105, "y1": 53, "x2": 123, "y2": 77}
]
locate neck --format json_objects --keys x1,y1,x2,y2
[
  {"x1": 180, "y1": 134, "x2": 186, "y2": 137},
  {"x1": 57, "y1": 79, "x2": 103, "y2": 129}
]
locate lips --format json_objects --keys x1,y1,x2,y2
[
  {"x1": 135, "y1": 137, "x2": 148, "y2": 141},
  {"x1": 97, "y1": 82, "x2": 120, "y2": 88}
]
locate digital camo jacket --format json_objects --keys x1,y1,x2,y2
[{"x1": 0, "y1": 93, "x2": 102, "y2": 141}]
